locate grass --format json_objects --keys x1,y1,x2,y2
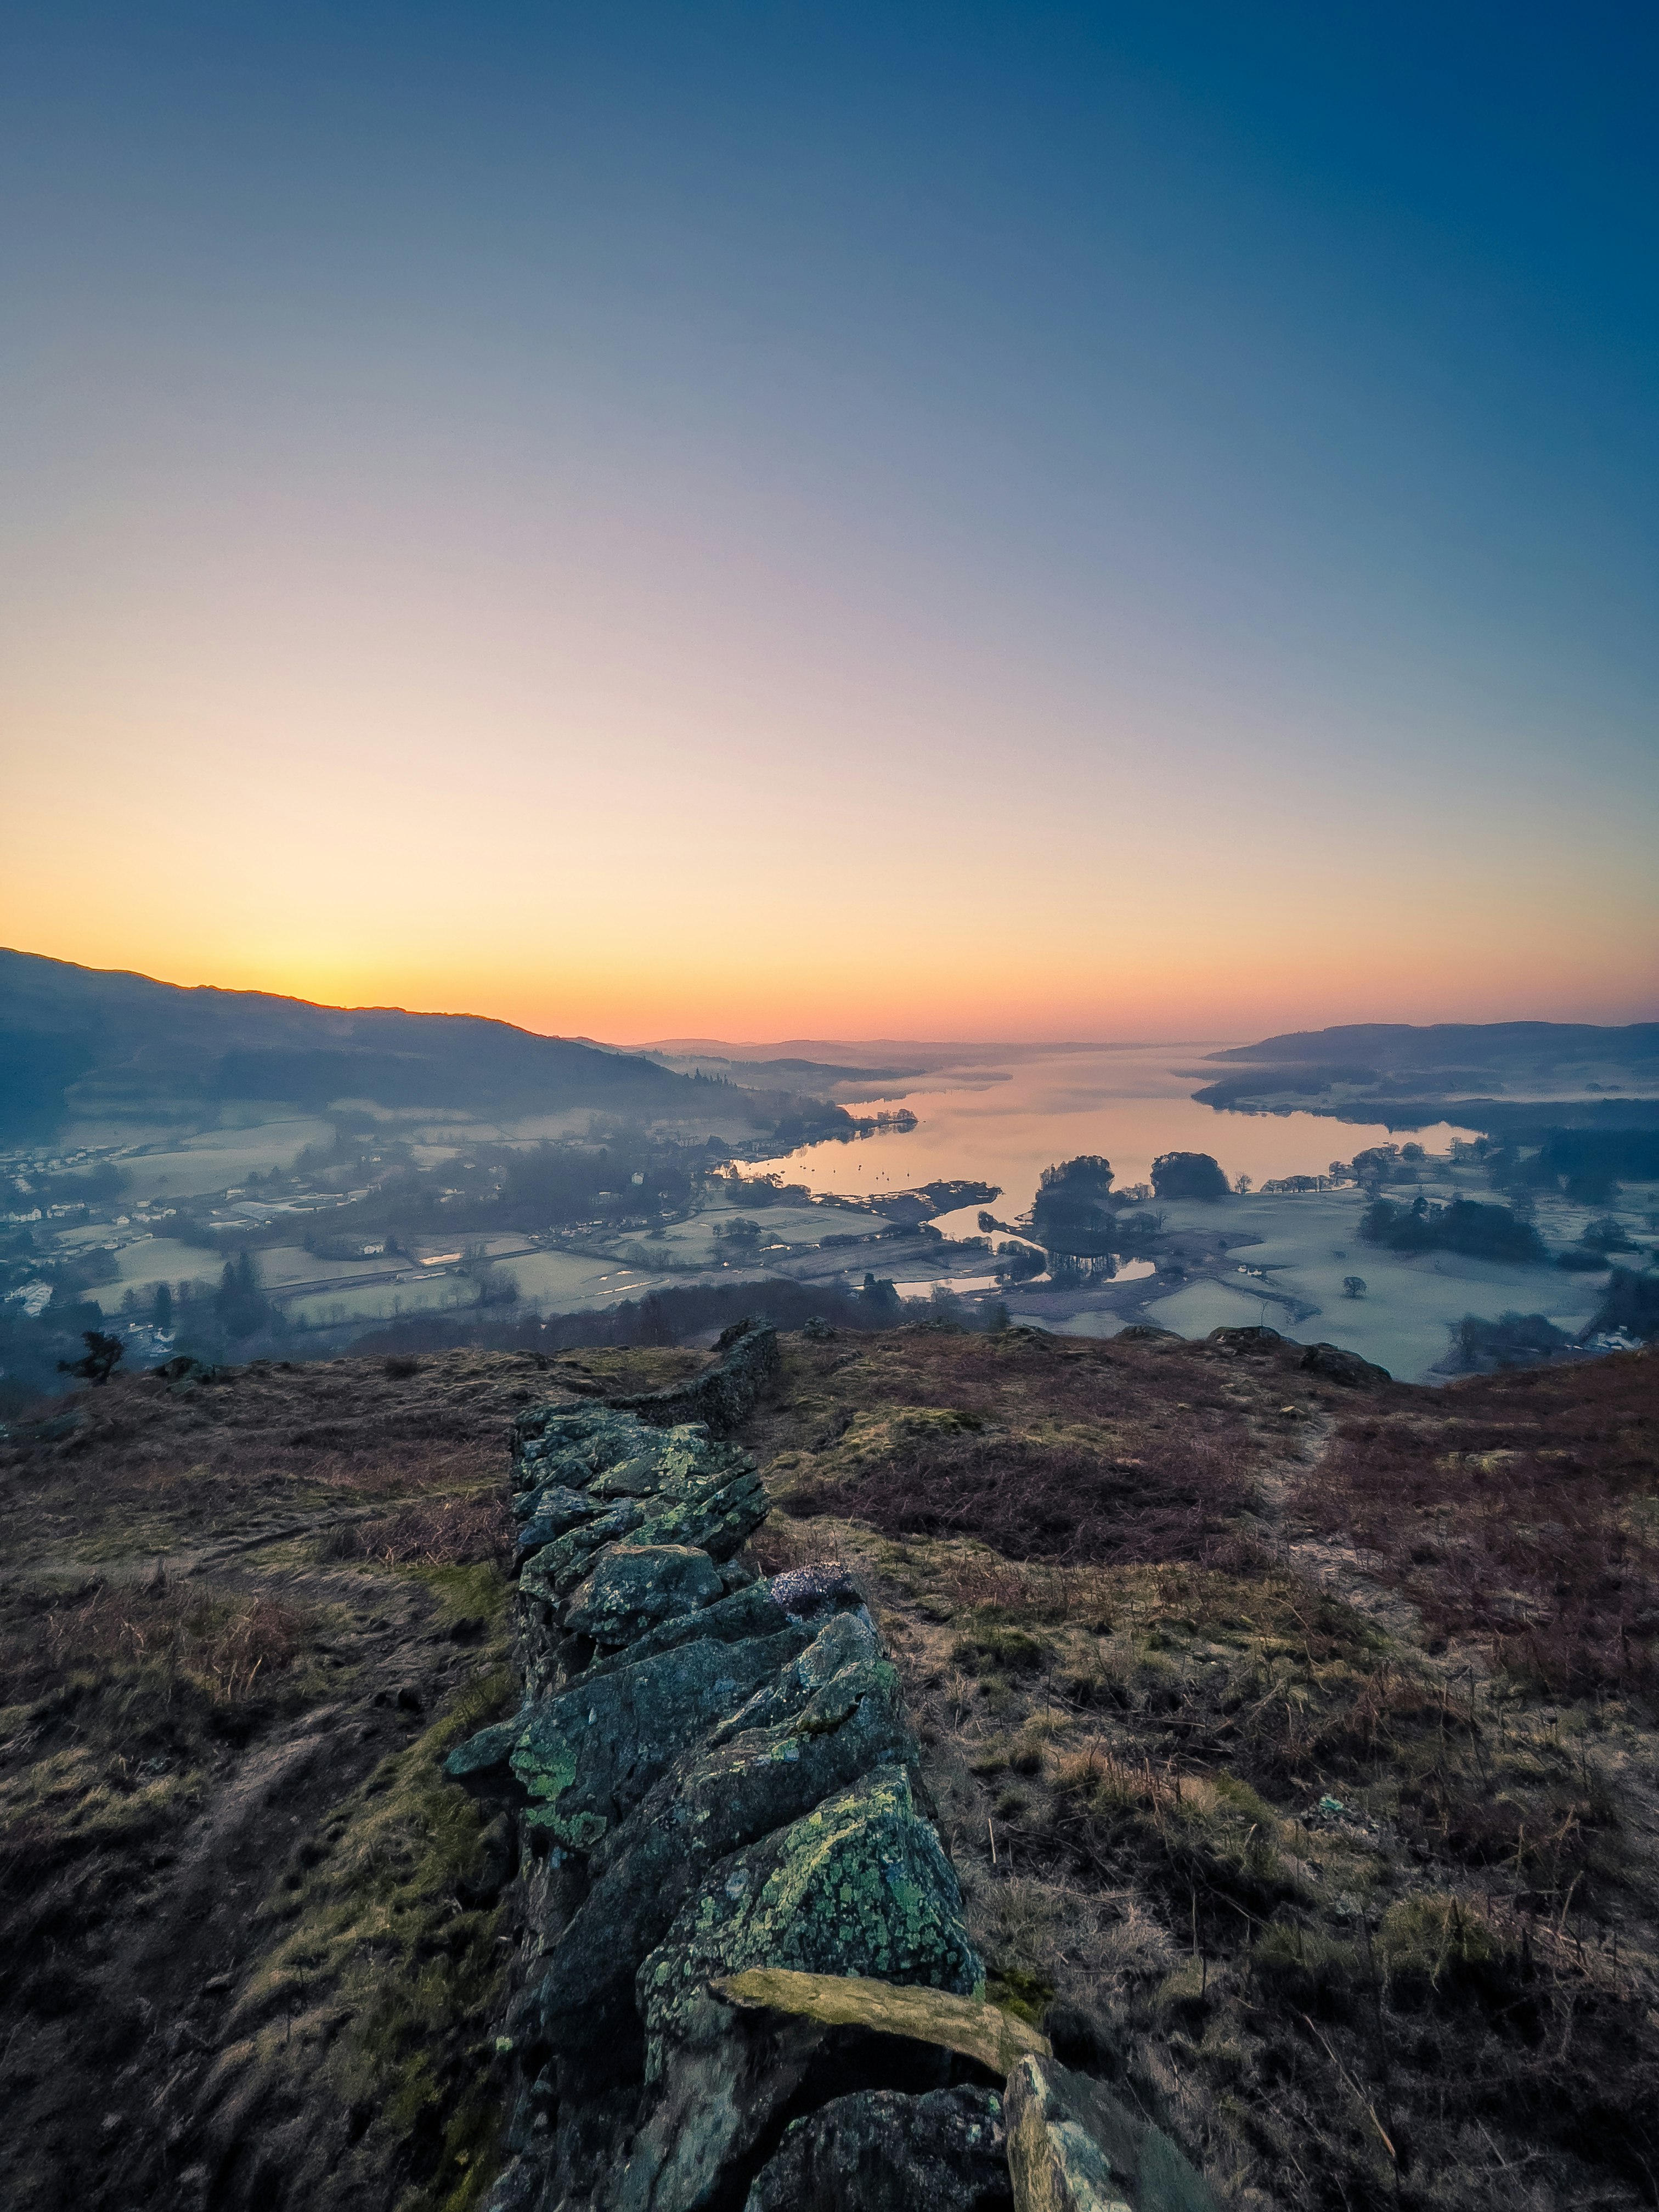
[
  {"x1": 0, "y1": 1345, "x2": 562, "y2": 2212},
  {"x1": 232, "y1": 1652, "x2": 516, "y2": 2212},
  {"x1": 757, "y1": 1327, "x2": 1293, "y2": 1564},
  {"x1": 1298, "y1": 1347, "x2": 1659, "y2": 1697},
  {"x1": 745, "y1": 1325, "x2": 1659, "y2": 2212}
]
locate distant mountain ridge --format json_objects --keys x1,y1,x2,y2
[
  {"x1": 0, "y1": 949, "x2": 703, "y2": 1143},
  {"x1": 1194, "y1": 1017, "x2": 1659, "y2": 1135},
  {"x1": 1211, "y1": 1020, "x2": 1659, "y2": 1072}
]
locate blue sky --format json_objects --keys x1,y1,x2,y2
[{"x1": 2, "y1": 3, "x2": 1654, "y2": 1035}]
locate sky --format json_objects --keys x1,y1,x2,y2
[{"x1": 2, "y1": 2, "x2": 1655, "y2": 1043}]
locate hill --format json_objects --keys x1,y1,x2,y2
[
  {"x1": 1210, "y1": 1020, "x2": 1659, "y2": 1073},
  {"x1": 1195, "y1": 1018, "x2": 1659, "y2": 1132},
  {"x1": 1, "y1": 1323, "x2": 1654, "y2": 2211},
  {"x1": 0, "y1": 949, "x2": 707, "y2": 1143}
]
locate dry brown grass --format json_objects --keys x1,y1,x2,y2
[
  {"x1": 749, "y1": 1337, "x2": 1659, "y2": 2212},
  {"x1": 759, "y1": 1324, "x2": 1312, "y2": 1567},
  {"x1": 326, "y1": 1489, "x2": 512, "y2": 1570},
  {"x1": 1297, "y1": 1348, "x2": 1659, "y2": 1697},
  {"x1": 35, "y1": 1581, "x2": 311, "y2": 1705}
]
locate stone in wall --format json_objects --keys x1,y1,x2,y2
[{"x1": 450, "y1": 1383, "x2": 1218, "y2": 2212}]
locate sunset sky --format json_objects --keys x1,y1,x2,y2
[{"x1": 3, "y1": 3, "x2": 1655, "y2": 1043}]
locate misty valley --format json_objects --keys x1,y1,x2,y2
[{"x1": 4, "y1": 952, "x2": 1656, "y2": 1411}]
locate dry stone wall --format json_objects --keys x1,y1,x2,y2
[{"x1": 449, "y1": 1328, "x2": 1218, "y2": 2212}]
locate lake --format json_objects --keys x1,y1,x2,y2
[{"x1": 742, "y1": 1042, "x2": 1479, "y2": 1227}]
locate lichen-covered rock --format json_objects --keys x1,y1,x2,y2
[
  {"x1": 623, "y1": 1464, "x2": 771, "y2": 1564},
  {"x1": 518, "y1": 1457, "x2": 768, "y2": 1611},
  {"x1": 640, "y1": 1765, "x2": 981, "y2": 2046},
  {"x1": 612, "y1": 1769, "x2": 983, "y2": 2212},
  {"x1": 521, "y1": 1499, "x2": 653, "y2": 1608},
  {"x1": 766, "y1": 1561, "x2": 867, "y2": 1623},
  {"x1": 512, "y1": 1408, "x2": 725, "y2": 1500},
  {"x1": 563, "y1": 1544, "x2": 725, "y2": 1647},
  {"x1": 744, "y1": 2085, "x2": 1013, "y2": 2212},
  {"x1": 607, "y1": 1316, "x2": 780, "y2": 1435},
  {"x1": 1004, "y1": 2055, "x2": 1218, "y2": 2212},
  {"x1": 467, "y1": 1379, "x2": 995, "y2": 2212},
  {"x1": 527, "y1": 1613, "x2": 919, "y2": 2043},
  {"x1": 444, "y1": 1626, "x2": 808, "y2": 1849},
  {"x1": 582, "y1": 1578, "x2": 793, "y2": 1683},
  {"x1": 514, "y1": 1482, "x2": 602, "y2": 1564}
]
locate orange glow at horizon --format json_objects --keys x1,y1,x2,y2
[{"x1": 3, "y1": 382, "x2": 1654, "y2": 1044}]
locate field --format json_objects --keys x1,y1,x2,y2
[
  {"x1": 1081, "y1": 1183, "x2": 1628, "y2": 1380},
  {"x1": 113, "y1": 1120, "x2": 339, "y2": 1203},
  {"x1": 284, "y1": 1275, "x2": 484, "y2": 1329},
  {"x1": 77, "y1": 1237, "x2": 226, "y2": 1312}
]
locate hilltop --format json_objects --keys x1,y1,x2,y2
[
  {"x1": 1, "y1": 1322, "x2": 1655, "y2": 2211},
  {"x1": 0, "y1": 949, "x2": 710, "y2": 1146}
]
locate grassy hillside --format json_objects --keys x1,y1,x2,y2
[
  {"x1": 0, "y1": 948, "x2": 708, "y2": 1141},
  {"x1": 1, "y1": 1328, "x2": 1654, "y2": 2212}
]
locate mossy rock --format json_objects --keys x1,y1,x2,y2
[{"x1": 638, "y1": 1767, "x2": 982, "y2": 2054}]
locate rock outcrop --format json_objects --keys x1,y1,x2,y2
[
  {"x1": 452, "y1": 1381, "x2": 1218, "y2": 2212},
  {"x1": 605, "y1": 1314, "x2": 782, "y2": 1434}
]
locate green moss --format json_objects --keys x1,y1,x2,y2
[
  {"x1": 984, "y1": 1963, "x2": 1056, "y2": 2025},
  {"x1": 243, "y1": 1650, "x2": 516, "y2": 2212},
  {"x1": 402, "y1": 1562, "x2": 510, "y2": 1626},
  {"x1": 953, "y1": 1622, "x2": 1046, "y2": 1673}
]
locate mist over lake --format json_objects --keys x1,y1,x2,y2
[{"x1": 741, "y1": 1042, "x2": 1480, "y2": 1222}]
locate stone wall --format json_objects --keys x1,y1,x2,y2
[
  {"x1": 603, "y1": 1315, "x2": 782, "y2": 1435},
  {"x1": 448, "y1": 1386, "x2": 1217, "y2": 2212}
]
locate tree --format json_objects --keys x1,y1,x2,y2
[
  {"x1": 1037, "y1": 1155, "x2": 1113, "y2": 1197},
  {"x1": 1149, "y1": 1151, "x2": 1229, "y2": 1201},
  {"x1": 1031, "y1": 1156, "x2": 1119, "y2": 1256},
  {"x1": 215, "y1": 1249, "x2": 279, "y2": 1340},
  {"x1": 153, "y1": 1281, "x2": 173, "y2": 1330},
  {"x1": 1342, "y1": 1276, "x2": 1367, "y2": 1299},
  {"x1": 1361, "y1": 1197, "x2": 1545, "y2": 1265},
  {"x1": 1234, "y1": 1173, "x2": 1253, "y2": 1195},
  {"x1": 58, "y1": 1329, "x2": 124, "y2": 1386}
]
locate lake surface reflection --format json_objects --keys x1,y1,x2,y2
[{"x1": 742, "y1": 1043, "x2": 1479, "y2": 1218}]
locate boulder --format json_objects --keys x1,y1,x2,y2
[
  {"x1": 563, "y1": 1544, "x2": 726, "y2": 1647},
  {"x1": 767, "y1": 1562, "x2": 867, "y2": 1623},
  {"x1": 514, "y1": 1483, "x2": 602, "y2": 1565},
  {"x1": 528, "y1": 1613, "x2": 922, "y2": 2042},
  {"x1": 1004, "y1": 2055, "x2": 1217, "y2": 2212},
  {"x1": 1299, "y1": 1341, "x2": 1391, "y2": 1388},
  {"x1": 744, "y1": 2085, "x2": 1012, "y2": 2212},
  {"x1": 633, "y1": 1752, "x2": 973, "y2": 2026},
  {"x1": 606, "y1": 1316, "x2": 780, "y2": 1435},
  {"x1": 616, "y1": 1769, "x2": 981, "y2": 2212},
  {"x1": 521, "y1": 1467, "x2": 770, "y2": 1612},
  {"x1": 581, "y1": 1579, "x2": 793, "y2": 1684},
  {"x1": 624, "y1": 1465, "x2": 771, "y2": 1564},
  {"x1": 443, "y1": 1625, "x2": 809, "y2": 1848},
  {"x1": 1206, "y1": 1326, "x2": 1283, "y2": 1353}
]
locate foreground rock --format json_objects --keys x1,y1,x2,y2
[
  {"x1": 453, "y1": 1336, "x2": 1219, "y2": 2212},
  {"x1": 450, "y1": 1370, "x2": 996, "y2": 2212},
  {"x1": 1005, "y1": 2056, "x2": 1216, "y2": 2212}
]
